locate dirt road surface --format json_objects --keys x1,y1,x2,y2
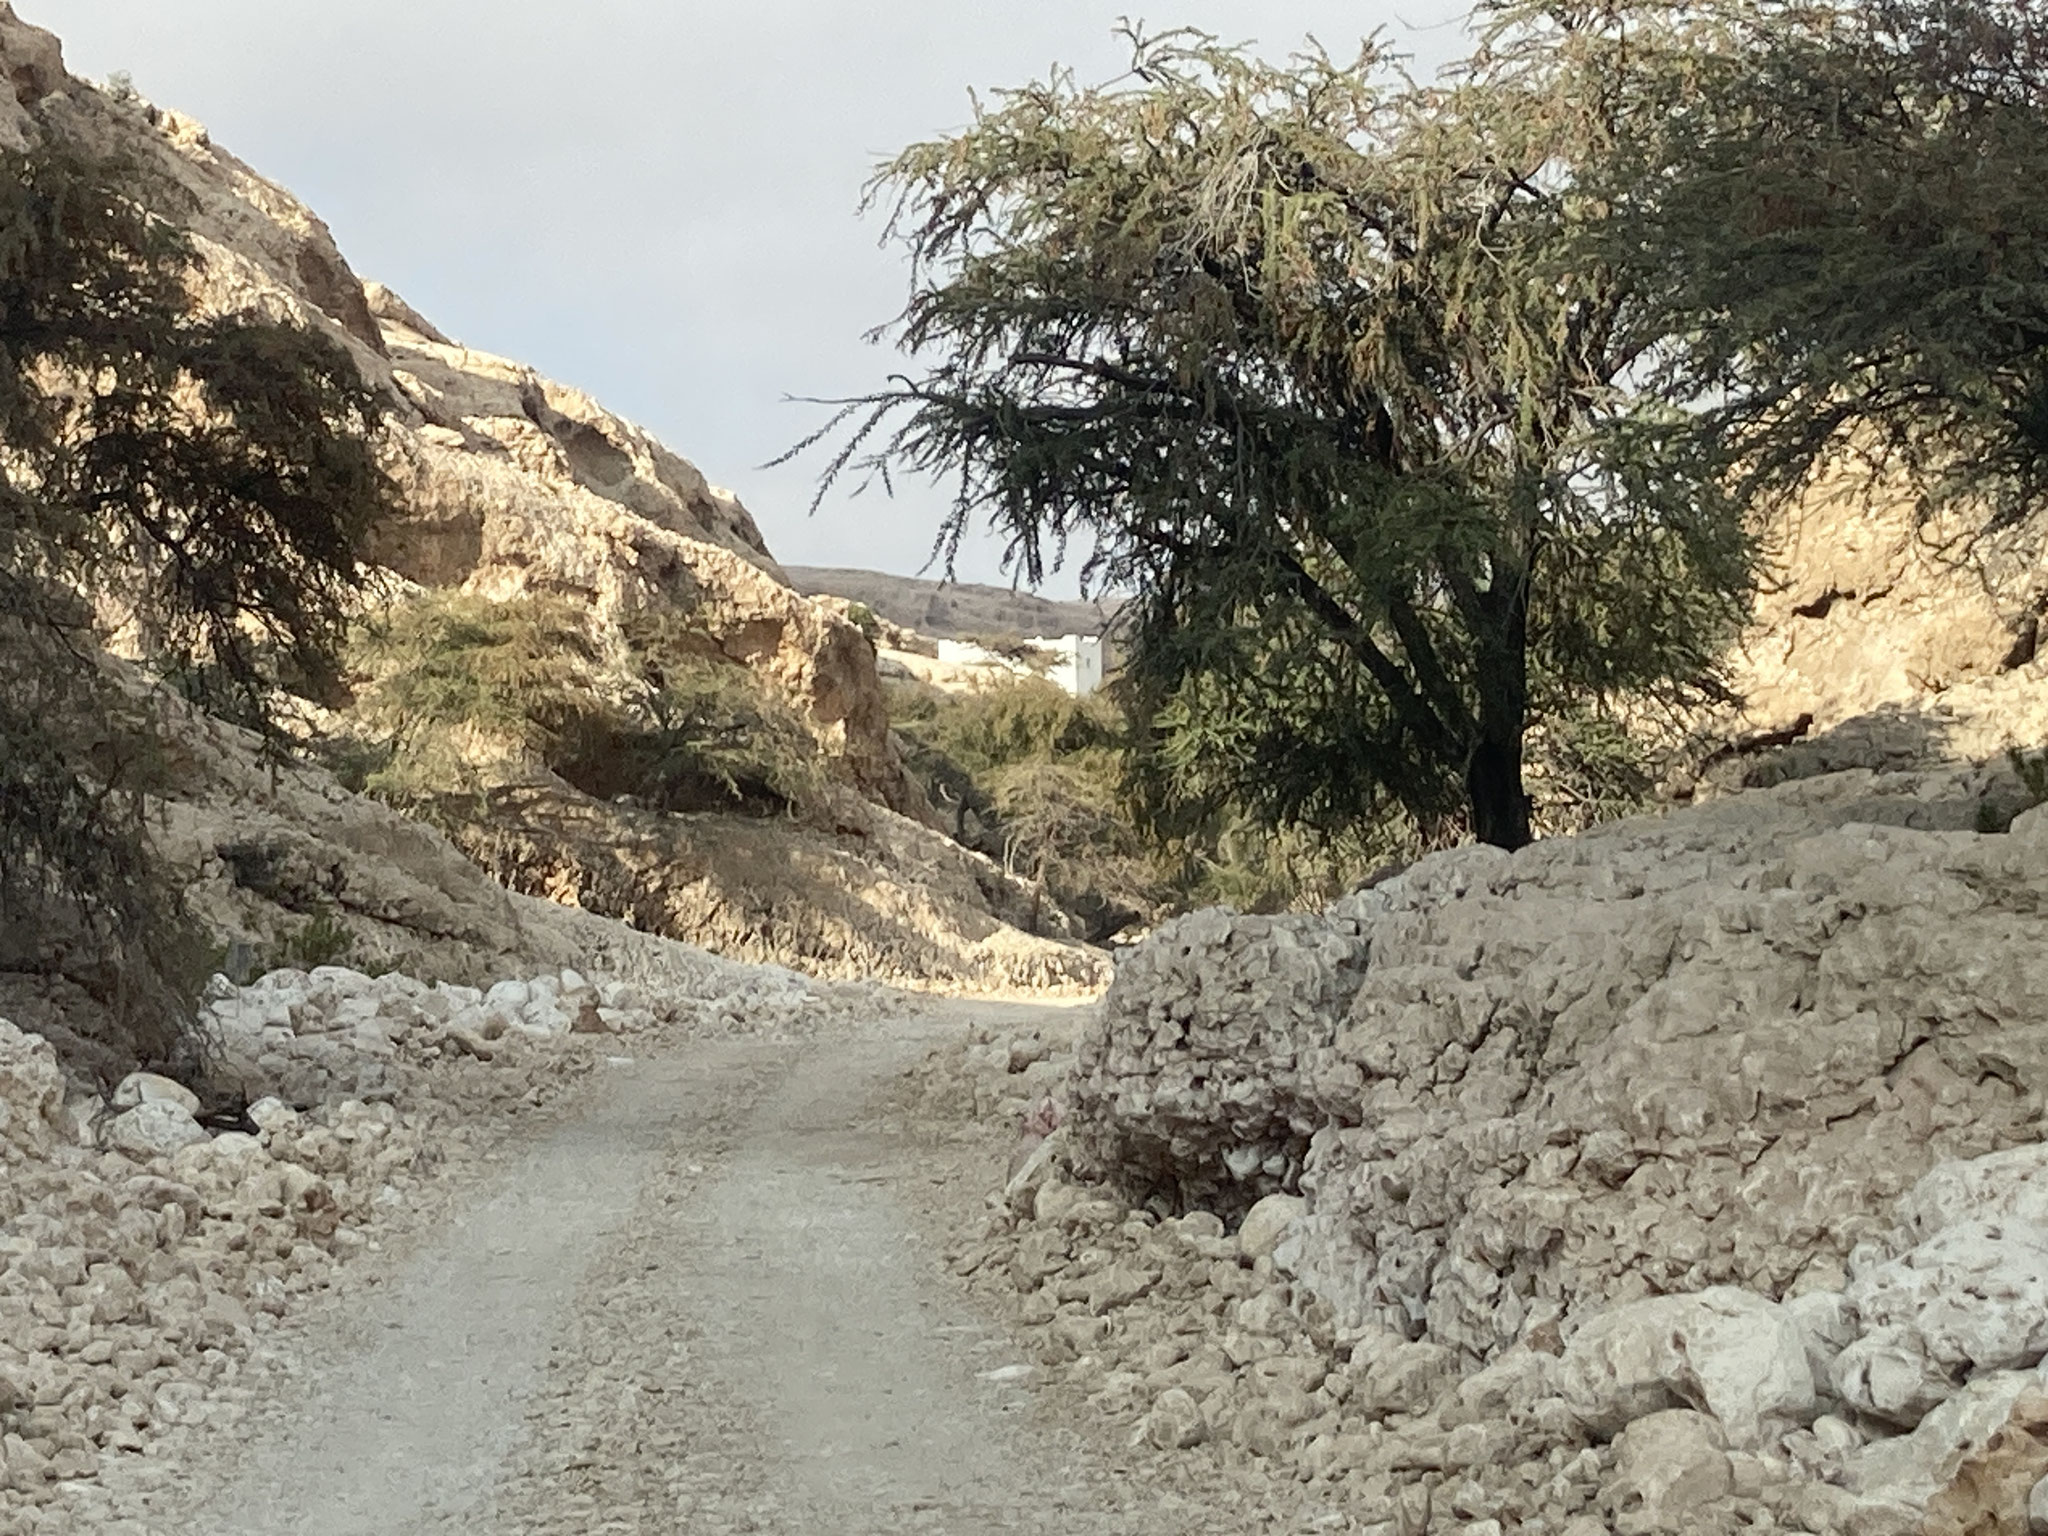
[{"x1": 91, "y1": 1004, "x2": 1296, "y2": 1535}]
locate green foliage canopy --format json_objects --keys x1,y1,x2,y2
[
  {"x1": 0, "y1": 143, "x2": 393, "y2": 1057},
  {"x1": 805, "y1": 27, "x2": 1751, "y2": 850},
  {"x1": 1526, "y1": 0, "x2": 2048, "y2": 525}
]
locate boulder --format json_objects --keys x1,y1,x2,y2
[
  {"x1": 1558, "y1": 1287, "x2": 1817, "y2": 1447},
  {"x1": 1848, "y1": 1375, "x2": 2048, "y2": 1516},
  {"x1": 1605, "y1": 1410, "x2": 1733, "y2": 1535},
  {"x1": 1921, "y1": 1391, "x2": 2048, "y2": 1536},
  {"x1": 1786, "y1": 1289, "x2": 1858, "y2": 1402},
  {"x1": 1238, "y1": 1193, "x2": 1306, "y2": 1263},
  {"x1": 1834, "y1": 1222, "x2": 2048, "y2": 1426},
  {"x1": 112, "y1": 1071, "x2": 202, "y2": 1117},
  {"x1": 1354, "y1": 1337, "x2": 1461, "y2": 1418},
  {"x1": 103, "y1": 1100, "x2": 211, "y2": 1160},
  {"x1": 1897, "y1": 1145, "x2": 2048, "y2": 1241}
]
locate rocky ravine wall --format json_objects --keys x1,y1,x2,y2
[
  {"x1": 943, "y1": 761, "x2": 2048, "y2": 1535},
  {"x1": 0, "y1": 6, "x2": 1114, "y2": 991},
  {"x1": 0, "y1": 2, "x2": 914, "y2": 809},
  {"x1": 1700, "y1": 464, "x2": 2048, "y2": 784},
  {"x1": 151, "y1": 681, "x2": 1105, "y2": 1034}
]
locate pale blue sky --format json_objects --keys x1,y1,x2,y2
[{"x1": 35, "y1": 1, "x2": 1471, "y2": 594}]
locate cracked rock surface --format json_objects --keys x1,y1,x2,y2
[{"x1": 933, "y1": 765, "x2": 2048, "y2": 1535}]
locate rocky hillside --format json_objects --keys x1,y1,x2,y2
[
  {"x1": 0, "y1": 4, "x2": 1107, "y2": 994},
  {"x1": 938, "y1": 754, "x2": 2048, "y2": 1535},
  {"x1": 1712, "y1": 469, "x2": 2048, "y2": 770}
]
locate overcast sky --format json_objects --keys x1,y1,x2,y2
[{"x1": 35, "y1": 1, "x2": 1472, "y2": 595}]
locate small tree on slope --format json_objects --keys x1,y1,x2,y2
[{"x1": 0, "y1": 143, "x2": 393, "y2": 1059}]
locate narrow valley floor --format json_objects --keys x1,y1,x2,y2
[{"x1": 81, "y1": 1004, "x2": 1310, "y2": 1535}]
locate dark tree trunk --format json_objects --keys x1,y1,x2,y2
[
  {"x1": 1464, "y1": 561, "x2": 1533, "y2": 851},
  {"x1": 1465, "y1": 732, "x2": 1532, "y2": 850}
]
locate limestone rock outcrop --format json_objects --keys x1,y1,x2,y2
[
  {"x1": 0, "y1": 4, "x2": 1120, "y2": 989},
  {"x1": 0, "y1": 2, "x2": 918, "y2": 817},
  {"x1": 438, "y1": 780, "x2": 1110, "y2": 994},
  {"x1": 1075, "y1": 763, "x2": 2048, "y2": 1361},
  {"x1": 946, "y1": 759, "x2": 2048, "y2": 1533},
  {"x1": 1729, "y1": 474, "x2": 2041, "y2": 735},
  {"x1": 1693, "y1": 465, "x2": 2048, "y2": 795}
]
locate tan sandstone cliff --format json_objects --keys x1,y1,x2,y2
[
  {"x1": 1712, "y1": 468, "x2": 2048, "y2": 773},
  {"x1": 0, "y1": 3, "x2": 1108, "y2": 993}
]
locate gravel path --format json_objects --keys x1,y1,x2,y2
[{"x1": 102, "y1": 1005, "x2": 1262, "y2": 1536}]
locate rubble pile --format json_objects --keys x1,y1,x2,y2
[
  {"x1": 943, "y1": 764, "x2": 2048, "y2": 1535},
  {"x1": 0, "y1": 957, "x2": 818, "y2": 1530}
]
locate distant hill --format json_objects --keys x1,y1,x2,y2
[{"x1": 786, "y1": 566, "x2": 1123, "y2": 643}]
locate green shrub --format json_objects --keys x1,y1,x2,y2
[
  {"x1": 890, "y1": 676, "x2": 1120, "y2": 775},
  {"x1": 273, "y1": 909, "x2": 356, "y2": 970},
  {"x1": 887, "y1": 678, "x2": 1165, "y2": 938},
  {"x1": 349, "y1": 593, "x2": 600, "y2": 798},
  {"x1": 349, "y1": 592, "x2": 825, "y2": 818}
]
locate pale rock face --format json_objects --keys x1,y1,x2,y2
[
  {"x1": 0, "y1": 4, "x2": 1131, "y2": 997},
  {"x1": 0, "y1": 1020, "x2": 64, "y2": 1161},
  {"x1": 1724, "y1": 473, "x2": 2036, "y2": 741},
  {"x1": 103, "y1": 1099, "x2": 211, "y2": 1159},
  {"x1": 1897, "y1": 1143, "x2": 2048, "y2": 1238},
  {"x1": 1558, "y1": 1288, "x2": 1817, "y2": 1447},
  {"x1": 1237, "y1": 1193, "x2": 1305, "y2": 1263},
  {"x1": 1690, "y1": 461, "x2": 2048, "y2": 800},
  {"x1": 1845, "y1": 1372, "x2": 2046, "y2": 1512},
  {"x1": 1835, "y1": 1222, "x2": 2048, "y2": 1426},
  {"x1": 0, "y1": 5, "x2": 64, "y2": 153},
  {"x1": 71, "y1": 90, "x2": 919, "y2": 812}
]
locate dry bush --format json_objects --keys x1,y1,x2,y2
[{"x1": 347, "y1": 592, "x2": 826, "y2": 819}]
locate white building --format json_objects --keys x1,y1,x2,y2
[
  {"x1": 1032, "y1": 633, "x2": 1105, "y2": 696},
  {"x1": 933, "y1": 633, "x2": 1108, "y2": 697}
]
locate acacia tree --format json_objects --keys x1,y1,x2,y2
[
  {"x1": 804, "y1": 28, "x2": 1750, "y2": 851},
  {"x1": 0, "y1": 143, "x2": 392, "y2": 1056},
  {"x1": 1524, "y1": 0, "x2": 2048, "y2": 524}
]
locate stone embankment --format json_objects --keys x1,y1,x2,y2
[
  {"x1": 0, "y1": 955, "x2": 818, "y2": 1532},
  {"x1": 933, "y1": 761, "x2": 2048, "y2": 1536}
]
